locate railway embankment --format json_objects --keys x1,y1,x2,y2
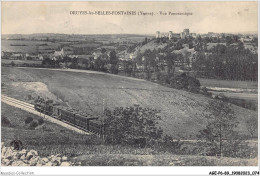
[{"x1": 1, "y1": 95, "x2": 91, "y2": 135}]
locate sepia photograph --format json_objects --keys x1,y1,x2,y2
[{"x1": 0, "y1": 1, "x2": 259, "y2": 175}]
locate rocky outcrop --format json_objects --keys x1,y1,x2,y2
[{"x1": 1, "y1": 142, "x2": 81, "y2": 166}]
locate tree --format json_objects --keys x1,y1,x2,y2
[
  {"x1": 245, "y1": 116, "x2": 258, "y2": 138},
  {"x1": 109, "y1": 50, "x2": 119, "y2": 74},
  {"x1": 101, "y1": 48, "x2": 107, "y2": 54},
  {"x1": 25, "y1": 116, "x2": 33, "y2": 124},
  {"x1": 42, "y1": 57, "x2": 51, "y2": 66},
  {"x1": 104, "y1": 105, "x2": 162, "y2": 145},
  {"x1": 82, "y1": 59, "x2": 89, "y2": 69},
  {"x1": 69, "y1": 57, "x2": 79, "y2": 69},
  {"x1": 198, "y1": 101, "x2": 240, "y2": 157},
  {"x1": 142, "y1": 50, "x2": 157, "y2": 80},
  {"x1": 163, "y1": 51, "x2": 176, "y2": 77},
  {"x1": 10, "y1": 61, "x2": 15, "y2": 67}
]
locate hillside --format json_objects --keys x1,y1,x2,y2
[{"x1": 1, "y1": 67, "x2": 257, "y2": 138}]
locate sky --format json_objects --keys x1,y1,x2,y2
[{"x1": 1, "y1": 1, "x2": 258, "y2": 35}]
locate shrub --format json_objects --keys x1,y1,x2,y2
[
  {"x1": 104, "y1": 105, "x2": 163, "y2": 146},
  {"x1": 2, "y1": 115, "x2": 11, "y2": 127},
  {"x1": 38, "y1": 118, "x2": 44, "y2": 125},
  {"x1": 27, "y1": 94, "x2": 32, "y2": 100},
  {"x1": 25, "y1": 116, "x2": 33, "y2": 124},
  {"x1": 10, "y1": 61, "x2": 15, "y2": 67},
  {"x1": 29, "y1": 120, "x2": 38, "y2": 129},
  {"x1": 245, "y1": 116, "x2": 258, "y2": 137},
  {"x1": 170, "y1": 73, "x2": 201, "y2": 93},
  {"x1": 161, "y1": 135, "x2": 184, "y2": 154}
]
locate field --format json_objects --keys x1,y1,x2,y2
[
  {"x1": 1, "y1": 40, "x2": 60, "y2": 53},
  {"x1": 1, "y1": 59, "x2": 42, "y2": 65},
  {"x1": 1, "y1": 67, "x2": 257, "y2": 139},
  {"x1": 1, "y1": 103, "x2": 257, "y2": 166},
  {"x1": 198, "y1": 78, "x2": 258, "y2": 110},
  {"x1": 198, "y1": 78, "x2": 258, "y2": 90},
  {"x1": 1, "y1": 34, "x2": 147, "y2": 54}
]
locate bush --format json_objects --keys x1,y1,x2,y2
[
  {"x1": 25, "y1": 117, "x2": 33, "y2": 124},
  {"x1": 104, "y1": 105, "x2": 163, "y2": 146},
  {"x1": 245, "y1": 116, "x2": 258, "y2": 137},
  {"x1": 2, "y1": 115, "x2": 11, "y2": 127},
  {"x1": 170, "y1": 73, "x2": 201, "y2": 93},
  {"x1": 161, "y1": 135, "x2": 184, "y2": 154},
  {"x1": 29, "y1": 120, "x2": 38, "y2": 129},
  {"x1": 38, "y1": 118, "x2": 44, "y2": 125},
  {"x1": 10, "y1": 61, "x2": 15, "y2": 67}
]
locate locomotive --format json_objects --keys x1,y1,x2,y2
[{"x1": 34, "y1": 97, "x2": 104, "y2": 135}]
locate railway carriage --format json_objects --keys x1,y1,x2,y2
[
  {"x1": 89, "y1": 120, "x2": 104, "y2": 134},
  {"x1": 34, "y1": 98, "x2": 105, "y2": 135}
]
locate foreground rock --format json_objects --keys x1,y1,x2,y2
[{"x1": 1, "y1": 142, "x2": 81, "y2": 166}]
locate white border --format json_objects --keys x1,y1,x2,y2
[{"x1": 0, "y1": 0, "x2": 259, "y2": 176}]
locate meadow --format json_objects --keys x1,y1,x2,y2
[
  {"x1": 1, "y1": 103, "x2": 257, "y2": 166},
  {"x1": 1, "y1": 40, "x2": 60, "y2": 53},
  {"x1": 198, "y1": 78, "x2": 257, "y2": 89},
  {"x1": 198, "y1": 78, "x2": 258, "y2": 110},
  {"x1": 1, "y1": 59, "x2": 42, "y2": 65},
  {"x1": 1, "y1": 67, "x2": 257, "y2": 139}
]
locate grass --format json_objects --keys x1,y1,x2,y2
[
  {"x1": 1, "y1": 103, "x2": 98, "y2": 156},
  {"x1": 199, "y1": 78, "x2": 258, "y2": 111},
  {"x1": 1, "y1": 67, "x2": 257, "y2": 138},
  {"x1": 198, "y1": 78, "x2": 258, "y2": 89},
  {"x1": 72, "y1": 154, "x2": 257, "y2": 166},
  {"x1": 1, "y1": 103, "x2": 257, "y2": 166},
  {"x1": 1, "y1": 59, "x2": 42, "y2": 65}
]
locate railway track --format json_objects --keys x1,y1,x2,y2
[
  {"x1": 1, "y1": 95, "x2": 93, "y2": 135},
  {"x1": 2, "y1": 95, "x2": 35, "y2": 110}
]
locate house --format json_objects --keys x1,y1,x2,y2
[
  {"x1": 54, "y1": 48, "x2": 65, "y2": 57},
  {"x1": 93, "y1": 52, "x2": 102, "y2": 60},
  {"x1": 38, "y1": 54, "x2": 49, "y2": 61},
  {"x1": 1, "y1": 51, "x2": 11, "y2": 59},
  {"x1": 10, "y1": 53, "x2": 23, "y2": 60}
]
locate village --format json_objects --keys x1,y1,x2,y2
[{"x1": 1, "y1": 29, "x2": 257, "y2": 74}]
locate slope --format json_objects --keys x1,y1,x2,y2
[{"x1": 1, "y1": 67, "x2": 257, "y2": 138}]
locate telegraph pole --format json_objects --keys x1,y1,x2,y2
[
  {"x1": 219, "y1": 123, "x2": 222, "y2": 157},
  {"x1": 102, "y1": 99, "x2": 105, "y2": 142}
]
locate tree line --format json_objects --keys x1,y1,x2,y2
[{"x1": 193, "y1": 44, "x2": 258, "y2": 81}]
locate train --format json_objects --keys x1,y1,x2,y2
[{"x1": 34, "y1": 97, "x2": 105, "y2": 135}]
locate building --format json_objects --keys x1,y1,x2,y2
[
  {"x1": 156, "y1": 29, "x2": 192, "y2": 39},
  {"x1": 156, "y1": 31, "x2": 179, "y2": 40},
  {"x1": 180, "y1": 29, "x2": 190, "y2": 39},
  {"x1": 183, "y1": 29, "x2": 190, "y2": 36},
  {"x1": 10, "y1": 53, "x2": 23, "y2": 60},
  {"x1": 168, "y1": 31, "x2": 173, "y2": 40},
  {"x1": 190, "y1": 33, "x2": 196, "y2": 38},
  {"x1": 54, "y1": 48, "x2": 65, "y2": 57},
  {"x1": 180, "y1": 32, "x2": 184, "y2": 39},
  {"x1": 156, "y1": 31, "x2": 160, "y2": 39}
]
